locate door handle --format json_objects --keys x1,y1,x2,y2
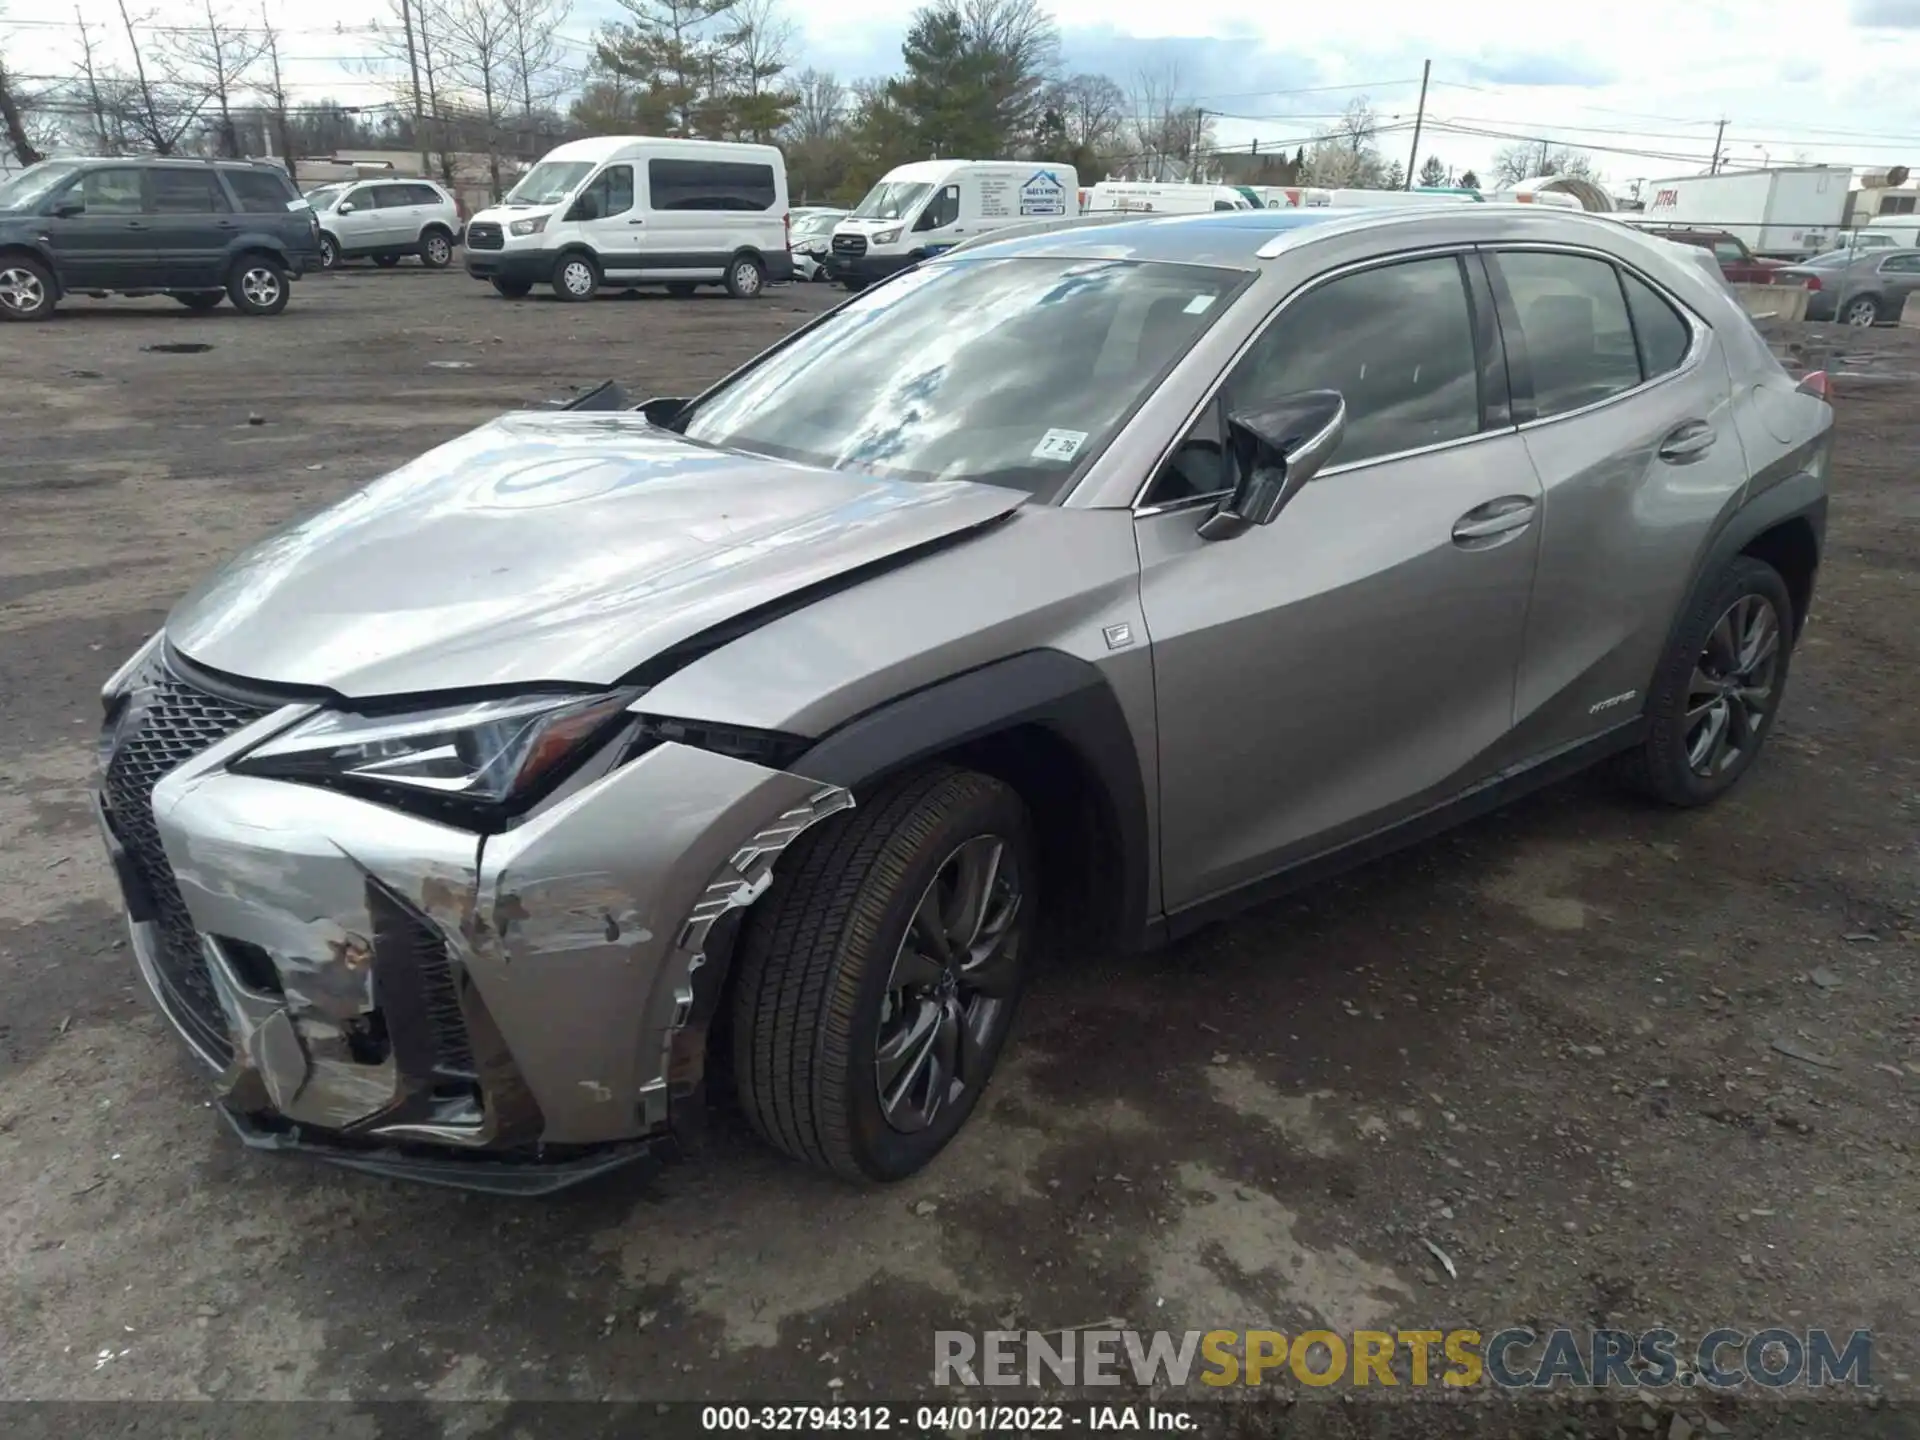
[
  {"x1": 1658, "y1": 421, "x2": 1716, "y2": 461},
  {"x1": 1452, "y1": 495, "x2": 1537, "y2": 546},
  {"x1": 627, "y1": 219, "x2": 645, "y2": 225}
]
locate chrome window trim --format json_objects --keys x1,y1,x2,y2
[
  {"x1": 1124, "y1": 243, "x2": 1498, "y2": 514},
  {"x1": 1479, "y1": 241, "x2": 1710, "y2": 434}
]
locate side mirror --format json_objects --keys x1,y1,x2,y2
[
  {"x1": 639, "y1": 396, "x2": 690, "y2": 428},
  {"x1": 1197, "y1": 390, "x2": 1346, "y2": 542},
  {"x1": 51, "y1": 199, "x2": 85, "y2": 218},
  {"x1": 338, "y1": 202, "x2": 356, "y2": 214}
]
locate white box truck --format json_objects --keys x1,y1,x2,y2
[
  {"x1": 827, "y1": 160, "x2": 1077, "y2": 290},
  {"x1": 1638, "y1": 167, "x2": 1850, "y2": 260}
]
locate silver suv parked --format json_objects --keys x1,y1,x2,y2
[
  {"x1": 96, "y1": 206, "x2": 1832, "y2": 1192},
  {"x1": 305, "y1": 178, "x2": 461, "y2": 271}
]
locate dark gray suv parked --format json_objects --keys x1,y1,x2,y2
[{"x1": 0, "y1": 157, "x2": 322, "y2": 321}]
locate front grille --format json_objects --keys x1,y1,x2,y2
[
  {"x1": 832, "y1": 233, "x2": 867, "y2": 258},
  {"x1": 102, "y1": 653, "x2": 268, "y2": 1064},
  {"x1": 465, "y1": 221, "x2": 503, "y2": 251}
]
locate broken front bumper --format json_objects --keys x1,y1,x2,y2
[{"x1": 96, "y1": 648, "x2": 849, "y2": 1189}]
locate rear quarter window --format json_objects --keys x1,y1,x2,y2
[{"x1": 220, "y1": 168, "x2": 298, "y2": 213}]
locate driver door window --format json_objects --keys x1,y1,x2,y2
[
  {"x1": 1144, "y1": 253, "x2": 1483, "y2": 507},
  {"x1": 915, "y1": 184, "x2": 960, "y2": 232},
  {"x1": 569, "y1": 165, "x2": 634, "y2": 222},
  {"x1": 75, "y1": 168, "x2": 146, "y2": 214}
]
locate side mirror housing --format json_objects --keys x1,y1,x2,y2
[
  {"x1": 338, "y1": 201, "x2": 356, "y2": 214},
  {"x1": 51, "y1": 198, "x2": 85, "y2": 218},
  {"x1": 639, "y1": 396, "x2": 690, "y2": 428},
  {"x1": 1197, "y1": 389, "x2": 1346, "y2": 542}
]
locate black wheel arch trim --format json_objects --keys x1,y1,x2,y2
[
  {"x1": 791, "y1": 648, "x2": 1152, "y2": 956},
  {"x1": 1666, "y1": 468, "x2": 1826, "y2": 663}
]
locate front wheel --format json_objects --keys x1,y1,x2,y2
[
  {"x1": 0, "y1": 257, "x2": 58, "y2": 321},
  {"x1": 1843, "y1": 294, "x2": 1880, "y2": 327},
  {"x1": 1615, "y1": 556, "x2": 1795, "y2": 807},
  {"x1": 490, "y1": 276, "x2": 532, "y2": 299},
  {"x1": 175, "y1": 291, "x2": 223, "y2": 311},
  {"x1": 317, "y1": 234, "x2": 340, "y2": 271},
  {"x1": 227, "y1": 257, "x2": 289, "y2": 316},
  {"x1": 552, "y1": 252, "x2": 599, "y2": 302},
  {"x1": 725, "y1": 254, "x2": 766, "y2": 299},
  {"x1": 419, "y1": 229, "x2": 454, "y2": 268},
  {"x1": 732, "y1": 766, "x2": 1036, "y2": 1182}
]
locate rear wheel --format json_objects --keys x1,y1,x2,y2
[
  {"x1": 0, "y1": 257, "x2": 57, "y2": 321},
  {"x1": 1843, "y1": 294, "x2": 1880, "y2": 327},
  {"x1": 227, "y1": 256, "x2": 289, "y2": 316},
  {"x1": 732, "y1": 766, "x2": 1036, "y2": 1182},
  {"x1": 1615, "y1": 556, "x2": 1794, "y2": 807},
  {"x1": 552, "y1": 252, "x2": 599, "y2": 302},
  {"x1": 419, "y1": 229, "x2": 454, "y2": 269},
  {"x1": 175, "y1": 291, "x2": 223, "y2": 311},
  {"x1": 725, "y1": 253, "x2": 766, "y2": 299},
  {"x1": 490, "y1": 276, "x2": 532, "y2": 299}
]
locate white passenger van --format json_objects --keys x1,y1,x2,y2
[
  {"x1": 1083, "y1": 182, "x2": 1255, "y2": 217},
  {"x1": 462, "y1": 136, "x2": 792, "y2": 302},
  {"x1": 827, "y1": 160, "x2": 1077, "y2": 290}
]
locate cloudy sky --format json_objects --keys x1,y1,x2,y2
[{"x1": 9, "y1": 0, "x2": 1920, "y2": 193}]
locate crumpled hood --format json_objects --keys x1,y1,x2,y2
[{"x1": 166, "y1": 412, "x2": 1026, "y2": 698}]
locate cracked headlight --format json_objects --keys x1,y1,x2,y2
[{"x1": 234, "y1": 690, "x2": 638, "y2": 811}]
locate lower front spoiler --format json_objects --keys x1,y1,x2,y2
[{"x1": 218, "y1": 1104, "x2": 671, "y2": 1197}]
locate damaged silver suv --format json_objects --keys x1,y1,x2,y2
[{"x1": 96, "y1": 207, "x2": 1833, "y2": 1192}]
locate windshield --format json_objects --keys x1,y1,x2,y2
[
  {"x1": 682, "y1": 257, "x2": 1245, "y2": 494},
  {"x1": 852, "y1": 180, "x2": 931, "y2": 220},
  {"x1": 794, "y1": 212, "x2": 842, "y2": 238},
  {"x1": 302, "y1": 185, "x2": 344, "y2": 211},
  {"x1": 0, "y1": 162, "x2": 81, "y2": 211},
  {"x1": 504, "y1": 160, "x2": 595, "y2": 207}
]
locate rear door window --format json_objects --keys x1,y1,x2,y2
[
  {"x1": 1492, "y1": 252, "x2": 1643, "y2": 419},
  {"x1": 150, "y1": 168, "x2": 228, "y2": 214},
  {"x1": 345, "y1": 186, "x2": 381, "y2": 211},
  {"x1": 647, "y1": 158, "x2": 777, "y2": 212},
  {"x1": 373, "y1": 185, "x2": 417, "y2": 209}
]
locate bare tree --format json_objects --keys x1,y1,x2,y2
[
  {"x1": 66, "y1": 8, "x2": 132, "y2": 154},
  {"x1": 0, "y1": 57, "x2": 43, "y2": 166},
  {"x1": 360, "y1": 0, "x2": 457, "y2": 183},
  {"x1": 717, "y1": 0, "x2": 794, "y2": 141},
  {"x1": 116, "y1": 0, "x2": 206, "y2": 154},
  {"x1": 1124, "y1": 66, "x2": 1210, "y2": 181},
  {"x1": 505, "y1": 0, "x2": 572, "y2": 120},
  {"x1": 1491, "y1": 141, "x2": 1598, "y2": 187},
  {"x1": 166, "y1": 0, "x2": 269, "y2": 156},
  {"x1": 441, "y1": 0, "x2": 513, "y2": 197},
  {"x1": 257, "y1": 8, "x2": 295, "y2": 177},
  {"x1": 1302, "y1": 97, "x2": 1385, "y2": 187},
  {"x1": 1047, "y1": 72, "x2": 1124, "y2": 156},
  {"x1": 787, "y1": 66, "x2": 844, "y2": 143}
]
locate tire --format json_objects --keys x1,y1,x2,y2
[
  {"x1": 419, "y1": 228, "x2": 454, "y2": 269},
  {"x1": 1843, "y1": 294, "x2": 1879, "y2": 327},
  {"x1": 725, "y1": 253, "x2": 766, "y2": 299},
  {"x1": 174, "y1": 291, "x2": 223, "y2": 311},
  {"x1": 731, "y1": 765, "x2": 1037, "y2": 1183},
  {"x1": 226, "y1": 256, "x2": 289, "y2": 316},
  {"x1": 0, "y1": 256, "x2": 58, "y2": 321},
  {"x1": 1614, "y1": 556, "x2": 1795, "y2": 807},
  {"x1": 490, "y1": 276, "x2": 533, "y2": 299},
  {"x1": 318, "y1": 234, "x2": 341, "y2": 271},
  {"x1": 552, "y1": 251, "x2": 599, "y2": 302},
  {"x1": 666, "y1": 282, "x2": 697, "y2": 297},
  {"x1": 374, "y1": 254, "x2": 400, "y2": 268}
]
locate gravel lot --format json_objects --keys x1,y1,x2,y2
[{"x1": 1, "y1": 267, "x2": 1917, "y2": 1430}]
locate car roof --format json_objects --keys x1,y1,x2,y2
[{"x1": 945, "y1": 205, "x2": 1644, "y2": 270}]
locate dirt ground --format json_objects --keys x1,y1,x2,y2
[{"x1": 1, "y1": 267, "x2": 1917, "y2": 1432}]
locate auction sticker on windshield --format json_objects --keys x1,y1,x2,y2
[{"x1": 1032, "y1": 428, "x2": 1088, "y2": 462}]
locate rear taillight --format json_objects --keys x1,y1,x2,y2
[
  {"x1": 1796, "y1": 370, "x2": 1831, "y2": 400},
  {"x1": 1802, "y1": 275, "x2": 1821, "y2": 291}
]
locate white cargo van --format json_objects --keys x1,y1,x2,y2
[
  {"x1": 462, "y1": 135, "x2": 792, "y2": 302},
  {"x1": 827, "y1": 160, "x2": 1076, "y2": 289},
  {"x1": 1083, "y1": 182, "x2": 1254, "y2": 216}
]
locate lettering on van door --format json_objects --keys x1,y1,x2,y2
[
  {"x1": 979, "y1": 174, "x2": 1013, "y2": 219},
  {"x1": 1020, "y1": 169, "x2": 1068, "y2": 216}
]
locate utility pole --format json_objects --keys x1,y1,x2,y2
[
  {"x1": 262, "y1": 8, "x2": 295, "y2": 183},
  {"x1": 1404, "y1": 58, "x2": 1430, "y2": 190},
  {"x1": 398, "y1": 0, "x2": 429, "y2": 177},
  {"x1": 1710, "y1": 116, "x2": 1727, "y2": 174}
]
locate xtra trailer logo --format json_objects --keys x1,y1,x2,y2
[{"x1": 1021, "y1": 170, "x2": 1069, "y2": 217}]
